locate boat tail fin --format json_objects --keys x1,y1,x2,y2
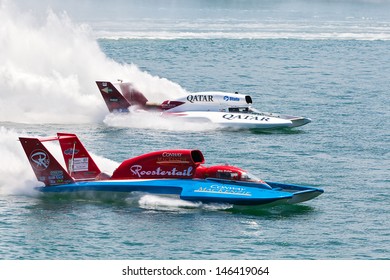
[
  {"x1": 19, "y1": 136, "x2": 74, "y2": 186},
  {"x1": 56, "y1": 133, "x2": 104, "y2": 181},
  {"x1": 96, "y1": 81, "x2": 130, "y2": 113}
]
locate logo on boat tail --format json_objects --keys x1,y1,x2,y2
[
  {"x1": 130, "y1": 165, "x2": 193, "y2": 178},
  {"x1": 222, "y1": 114, "x2": 270, "y2": 122},
  {"x1": 64, "y1": 148, "x2": 79, "y2": 155},
  {"x1": 187, "y1": 95, "x2": 214, "y2": 103},
  {"x1": 30, "y1": 149, "x2": 50, "y2": 171},
  {"x1": 101, "y1": 86, "x2": 112, "y2": 94}
]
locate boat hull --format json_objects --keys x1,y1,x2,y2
[
  {"x1": 35, "y1": 179, "x2": 323, "y2": 206},
  {"x1": 165, "y1": 111, "x2": 295, "y2": 129}
]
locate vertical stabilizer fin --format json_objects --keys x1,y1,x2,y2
[
  {"x1": 57, "y1": 133, "x2": 102, "y2": 181},
  {"x1": 96, "y1": 81, "x2": 130, "y2": 113},
  {"x1": 19, "y1": 137, "x2": 74, "y2": 186}
]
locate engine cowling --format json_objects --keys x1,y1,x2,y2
[{"x1": 111, "y1": 149, "x2": 205, "y2": 180}]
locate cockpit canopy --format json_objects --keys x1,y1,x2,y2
[{"x1": 195, "y1": 165, "x2": 267, "y2": 184}]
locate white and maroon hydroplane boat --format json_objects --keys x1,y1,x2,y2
[{"x1": 96, "y1": 81, "x2": 311, "y2": 130}]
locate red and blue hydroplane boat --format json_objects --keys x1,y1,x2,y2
[{"x1": 19, "y1": 133, "x2": 323, "y2": 206}]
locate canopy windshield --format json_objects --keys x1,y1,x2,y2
[{"x1": 240, "y1": 171, "x2": 262, "y2": 182}]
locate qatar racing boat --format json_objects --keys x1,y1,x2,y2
[
  {"x1": 19, "y1": 133, "x2": 323, "y2": 206},
  {"x1": 96, "y1": 81, "x2": 311, "y2": 130}
]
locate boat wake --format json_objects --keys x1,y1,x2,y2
[
  {"x1": 103, "y1": 112, "x2": 219, "y2": 132},
  {"x1": 136, "y1": 194, "x2": 233, "y2": 212},
  {"x1": 0, "y1": 126, "x2": 118, "y2": 196}
]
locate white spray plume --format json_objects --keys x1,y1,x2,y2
[
  {"x1": 0, "y1": 126, "x2": 119, "y2": 195},
  {"x1": 0, "y1": 1, "x2": 186, "y2": 124}
]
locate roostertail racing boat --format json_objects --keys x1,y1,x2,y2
[
  {"x1": 96, "y1": 81, "x2": 311, "y2": 130},
  {"x1": 19, "y1": 133, "x2": 323, "y2": 206}
]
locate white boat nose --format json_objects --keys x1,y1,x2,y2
[
  {"x1": 290, "y1": 117, "x2": 311, "y2": 127},
  {"x1": 276, "y1": 119, "x2": 294, "y2": 127}
]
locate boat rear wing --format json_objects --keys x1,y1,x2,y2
[{"x1": 19, "y1": 133, "x2": 103, "y2": 186}]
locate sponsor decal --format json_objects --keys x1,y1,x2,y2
[
  {"x1": 64, "y1": 148, "x2": 79, "y2": 155},
  {"x1": 112, "y1": 108, "x2": 128, "y2": 113},
  {"x1": 224, "y1": 96, "x2": 240, "y2": 102},
  {"x1": 49, "y1": 170, "x2": 64, "y2": 180},
  {"x1": 162, "y1": 152, "x2": 183, "y2": 157},
  {"x1": 130, "y1": 165, "x2": 193, "y2": 178},
  {"x1": 48, "y1": 170, "x2": 66, "y2": 185},
  {"x1": 222, "y1": 114, "x2": 270, "y2": 122},
  {"x1": 187, "y1": 95, "x2": 214, "y2": 103},
  {"x1": 30, "y1": 149, "x2": 50, "y2": 171},
  {"x1": 194, "y1": 185, "x2": 251, "y2": 196},
  {"x1": 157, "y1": 152, "x2": 189, "y2": 164},
  {"x1": 69, "y1": 157, "x2": 89, "y2": 172}
]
